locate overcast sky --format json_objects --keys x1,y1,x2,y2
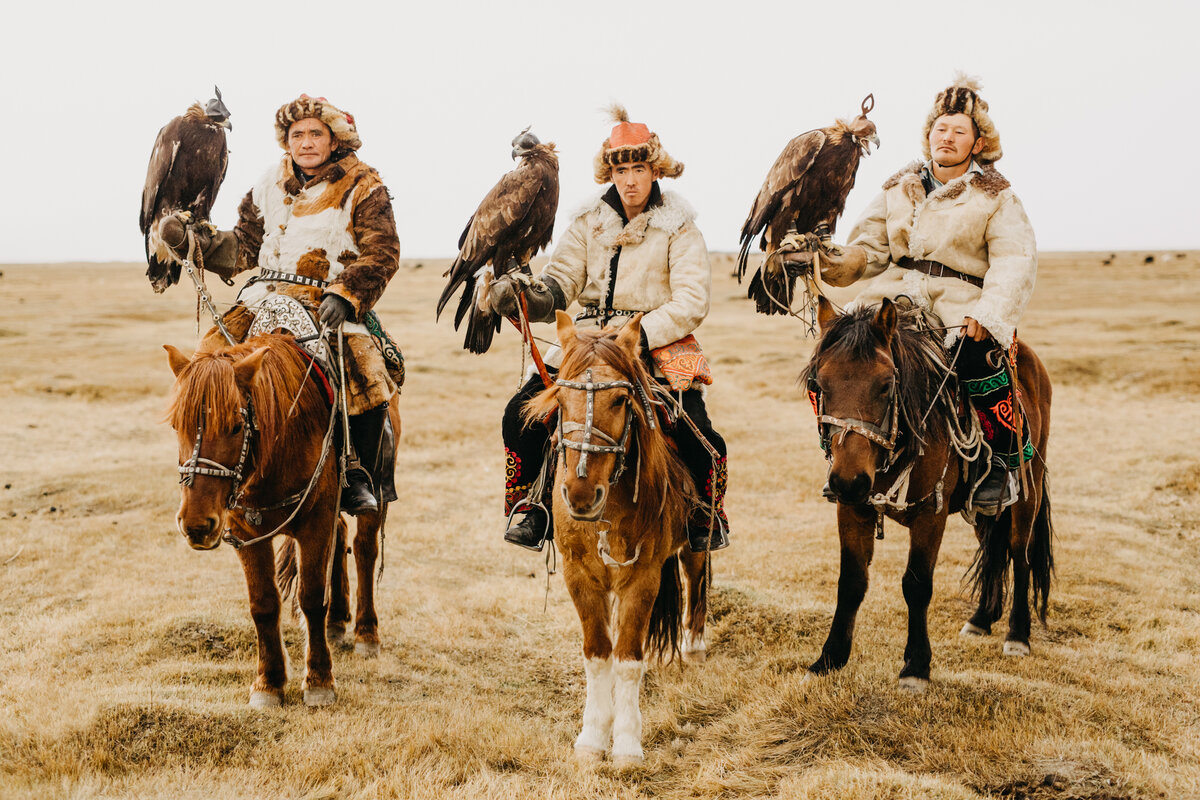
[{"x1": 3, "y1": 0, "x2": 1197, "y2": 263}]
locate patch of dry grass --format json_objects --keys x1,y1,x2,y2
[{"x1": 1, "y1": 253, "x2": 1198, "y2": 799}]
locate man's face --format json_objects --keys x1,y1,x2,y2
[
  {"x1": 928, "y1": 113, "x2": 985, "y2": 167},
  {"x1": 288, "y1": 118, "x2": 338, "y2": 175},
  {"x1": 612, "y1": 162, "x2": 659, "y2": 213}
]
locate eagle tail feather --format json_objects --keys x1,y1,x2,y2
[
  {"x1": 463, "y1": 310, "x2": 500, "y2": 354},
  {"x1": 746, "y1": 265, "x2": 797, "y2": 316}
]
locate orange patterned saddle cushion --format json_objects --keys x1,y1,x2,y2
[{"x1": 651, "y1": 334, "x2": 712, "y2": 391}]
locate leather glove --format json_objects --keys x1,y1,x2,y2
[
  {"x1": 485, "y1": 273, "x2": 521, "y2": 318},
  {"x1": 159, "y1": 213, "x2": 194, "y2": 258},
  {"x1": 485, "y1": 273, "x2": 560, "y2": 322},
  {"x1": 818, "y1": 245, "x2": 868, "y2": 287},
  {"x1": 318, "y1": 294, "x2": 353, "y2": 328}
]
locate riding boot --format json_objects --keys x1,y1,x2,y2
[
  {"x1": 672, "y1": 388, "x2": 731, "y2": 553},
  {"x1": 504, "y1": 503, "x2": 554, "y2": 552},
  {"x1": 502, "y1": 372, "x2": 557, "y2": 551},
  {"x1": 957, "y1": 337, "x2": 1030, "y2": 516},
  {"x1": 342, "y1": 404, "x2": 387, "y2": 516}
]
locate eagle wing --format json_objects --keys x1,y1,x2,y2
[
  {"x1": 140, "y1": 119, "x2": 181, "y2": 235},
  {"x1": 736, "y1": 129, "x2": 826, "y2": 281}
]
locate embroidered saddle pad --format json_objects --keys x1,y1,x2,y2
[{"x1": 651, "y1": 334, "x2": 712, "y2": 392}]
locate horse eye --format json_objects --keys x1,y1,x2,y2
[
  {"x1": 230, "y1": 423, "x2": 243, "y2": 434},
  {"x1": 612, "y1": 395, "x2": 628, "y2": 407}
]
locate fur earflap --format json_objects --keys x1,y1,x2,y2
[{"x1": 921, "y1": 71, "x2": 1002, "y2": 163}]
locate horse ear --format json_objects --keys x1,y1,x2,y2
[
  {"x1": 817, "y1": 296, "x2": 839, "y2": 333},
  {"x1": 232, "y1": 347, "x2": 270, "y2": 390},
  {"x1": 616, "y1": 313, "x2": 644, "y2": 355},
  {"x1": 164, "y1": 344, "x2": 192, "y2": 377},
  {"x1": 555, "y1": 309, "x2": 576, "y2": 347},
  {"x1": 873, "y1": 298, "x2": 897, "y2": 345}
]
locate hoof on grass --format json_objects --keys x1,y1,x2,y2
[
  {"x1": 574, "y1": 745, "x2": 604, "y2": 765},
  {"x1": 354, "y1": 640, "x2": 381, "y2": 658},
  {"x1": 326, "y1": 624, "x2": 347, "y2": 644},
  {"x1": 959, "y1": 622, "x2": 988, "y2": 637},
  {"x1": 303, "y1": 686, "x2": 336, "y2": 707},
  {"x1": 898, "y1": 676, "x2": 929, "y2": 693},
  {"x1": 1003, "y1": 640, "x2": 1030, "y2": 657},
  {"x1": 612, "y1": 752, "x2": 644, "y2": 769},
  {"x1": 249, "y1": 690, "x2": 282, "y2": 709},
  {"x1": 682, "y1": 647, "x2": 706, "y2": 664}
]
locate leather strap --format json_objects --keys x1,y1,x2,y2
[{"x1": 897, "y1": 257, "x2": 983, "y2": 288}]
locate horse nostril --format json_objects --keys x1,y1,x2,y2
[
  {"x1": 829, "y1": 473, "x2": 871, "y2": 505},
  {"x1": 185, "y1": 518, "x2": 217, "y2": 539},
  {"x1": 593, "y1": 486, "x2": 604, "y2": 507}
]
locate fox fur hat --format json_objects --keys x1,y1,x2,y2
[
  {"x1": 922, "y1": 73, "x2": 1002, "y2": 163},
  {"x1": 275, "y1": 94, "x2": 362, "y2": 152},
  {"x1": 593, "y1": 104, "x2": 684, "y2": 183}
]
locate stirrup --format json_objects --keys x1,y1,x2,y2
[
  {"x1": 688, "y1": 517, "x2": 729, "y2": 553},
  {"x1": 504, "y1": 501, "x2": 550, "y2": 552}
]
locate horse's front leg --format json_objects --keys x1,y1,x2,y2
[
  {"x1": 810, "y1": 503, "x2": 876, "y2": 676},
  {"x1": 899, "y1": 511, "x2": 947, "y2": 691},
  {"x1": 610, "y1": 564, "x2": 663, "y2": 768},
  {"x1": 295, "y1": 518, "x2": 337, "y2": 707},
  {"x1": 352, "y1": 508, "x2": 383, "y2": 657},
  {"x1": 237, "y1": 540, "x2": 289, "y2": 708},
  {"x1": 1003, "y1": 496, "x2": 1038, "y2": 657},
  {"x1": 561, "y1": 554, "x2": 614, "y2": 762},
  {"x1": 679, "y1": 549, "x2": 709, "y2": 663}
]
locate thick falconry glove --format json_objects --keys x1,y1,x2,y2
[
  {"x1": 160, "y1": 213, "x2": 240, "y2": 279},
  {"x1": 817, "y1": 245, "x2": 868, "y2": 287},
  {"x1": 486, "y1": 273, "x2": 562, "y2": 323},
  {"x1": 318, "y1": 294, "x2": 353, "y2": 328}
]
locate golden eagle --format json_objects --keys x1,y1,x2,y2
[
  {"x1": 437, "y1": 129, "x2": 559, "y2": 353},
  {"x1": 139, "y1": 87, "x2": 231, "y2": 293},
  {"x1": 738, "y1": 94, "x2": 879, "y2": 314}
]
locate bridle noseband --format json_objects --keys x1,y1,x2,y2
[
  {"x1": 810, "y1": 367, "x2": 901, "y2": 467},
  {"x1": 178, "y1": 402, "x2": 255, "y2": 506},
  {"x1": 555, "y1": 367, "x2": 656, "y2": 483}
]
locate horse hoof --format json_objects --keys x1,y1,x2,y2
[
  {"x1": 303, "y1": 686, "x2": 336, "y2": 707},
  {"x1": 1003, "y1": 640, "x2": 1030, "y2": 657},
  {"x1": 682, "y1": 648, "x2": 707, "y2": 664},
  {"x1": 354, "y1": 640, "x2": 381, "y2": 658},
  {"x1": 960, "y1": 622, "x2": 988, "y2": 637},
  {"x1": 612, "y1": 752, "x2": 644, "y2": 769},
  {"x1": 326, "y1": 625, "x2": 347, "y2": 644},
  {"x1": 249, "y1": 690, "x2": 282, "y2": 709},
  {"x1": 574, "y1": 745, "x2": 604, "y2": 764},
  {"x1": 898, "y1": 676, "x2": 929, "y2": 693}
]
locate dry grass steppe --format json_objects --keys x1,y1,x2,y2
[{"x1": 0, "y1": 251, "x2": 1197, "y2": 799}]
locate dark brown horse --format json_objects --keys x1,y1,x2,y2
[
  {"x1": 523, "y1": 312, "x2": 709, "y2": 766},
  {"x1": 164, "y1": 333, "x2": 398, "y2": 706},
  {"x1": 802, "y1": 297, "x2": 1053, "y2": 690}
]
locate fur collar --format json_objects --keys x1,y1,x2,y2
[
  {"x1": 571, "y1": 188, "x2": 697, "y2": 249},
  {"x1": 281, "y1": 152, "x2": 357, "y2": 196},
  {"x1": 883, "y1": 159, "x2": 1010, "y2": 203}
]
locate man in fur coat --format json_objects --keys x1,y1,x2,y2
[
  {"x1": 162, "y1": 94, "x2": 400, "y2": 515},
  {"x1": 814, "y1": 75, "x2": 1037, "y2": 514},
  {"x1": 488, "y1": 106, "x2": 730, "y2": 553}
]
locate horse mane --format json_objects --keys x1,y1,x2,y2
[
  {"x1": 523, "y1": 327, "x2": 697, "y2": 536},
  {"x1": 802, "y1": 305, "x2": 957, "y2": 449},
  {"x1": 167, "y1": 334, "x2": 328, "y2": 481}
]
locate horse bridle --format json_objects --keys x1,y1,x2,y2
[
  {"x1": 555, "y1": 367, "x2": 656, "y2": 482},
  {"x1": 178, "y1": 402, "x2": 255, "y2": 506},
  {"x1": 810, "y1": 367, "x2": 901, "y2": 465}
]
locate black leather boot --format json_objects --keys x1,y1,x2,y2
[
  {"x1": 687, "y1": 516, "x2": 729, "y2": 553},
  {"x1": 342, "y1": 405, "x2": 387, "y2": 516},
  {"x1": 504, "y1": 505, "x2": 552, "y2": 552},
  {"x1": 972, "y1": 465, "x2": 1012, "y2": 517}
]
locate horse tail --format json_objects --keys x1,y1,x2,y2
[
  {"x1": 275, "y1": 537, "x2": 299, "y2": 619},
  {"x1": 647, "y1": 554, "x2": 683, "y2": 664},
  {"x1": 968, "y1": 509, "x2": 1012, "y2": 624},
  {"x1": 1030, "y1": 479, "x2": 1055, "y2": 624}
]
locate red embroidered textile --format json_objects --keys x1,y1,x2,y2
[{"x1": 651, "y1": 335, "x2": 712, "y2": 392}]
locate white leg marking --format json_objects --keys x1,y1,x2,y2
[
  {"x1": 681, "y1": 629, "x2": 707, "y2": 664},
  {"x1": 1003, "y1": 640, "x2": 1030, "y2": 657},
  {"x1": 960, "y1": 622, "x2": 988, "y2": 637},
  {"x1": 898, "y1": 676, "x2": 930, "y2": 693},
  {"x1": 303, "y1": 685, "x2": 336, "y2": 707},
  {"x1": 611, "y1": 659, "x2": 646, "y2": 767},
  {"x1": 574, "y1": 656, "x2": 614, "y2": 758},
  {"x1": 248, "y1": 690, "x2": 282, "y2": 709}
]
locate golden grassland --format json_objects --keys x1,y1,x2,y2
[{"x1": 0, "y1": 251, "x2": 1197, "y2": 799}]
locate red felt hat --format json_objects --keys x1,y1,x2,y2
[{"x1": 593, "y1": 103, "x2": 683, "y2": 184}]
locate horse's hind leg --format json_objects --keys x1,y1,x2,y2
[
  {"x1": 810, "y1": 504, "x2": 876, "y2": 676},
  {"x1": 899, "y1": 514, "x2": 947, "y2": 692},
  {"x1": 327, "y1": 516, "x2": 351, "y2": 645},
  {"x1": 1002, "y1": 487, "x2": 1045, "y2": 657},
  {"x1": 679, "y1": 550, "x2": 709, "y2": 663},
  {"x1": 351, "y1": 507, "x2": 383, "y2": 657},
  {"x1": 296, "y1": 520, "x2": 337, "y2": 706},
  {"x1": 237, "y1": 542, "x2": 289, "y2": 708}
]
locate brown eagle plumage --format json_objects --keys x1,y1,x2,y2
[
  {"x1": 738, "y1": 94, "x2": 879, "y2": 314},
  {"x1": 437, "y1": 129, "x2": 560, "y2": 353},
  {"x1": 139, "y1": 87, "x2": 231, "y2": 293}
]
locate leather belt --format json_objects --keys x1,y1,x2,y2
[
  {"x1": 258, "y1": 268, "x2": 329, "y2": 288},
  {"x1": 575, "y1": 306, "x2": 644, "y2": 323},
  {"x1": 896, "y1": 257, "x2": 983, "y2": 288}
]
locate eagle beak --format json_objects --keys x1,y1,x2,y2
[
  {"x1": 221, "y1": 119, "x2": 233, "y2": 131},
  {"x1": 511, "y1": 147, "x2": 523, "y2": 160},
  {"x1": 859, "y1": 133, "x2": 879, "y2": 155}
]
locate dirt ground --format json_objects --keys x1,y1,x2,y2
[{"x1": 0, "y1": 251, "x2": 1197, "y2": 799}]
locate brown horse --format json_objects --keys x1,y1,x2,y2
[
  {"x1": 164, "y1": 333, "x2": 398, "y2": 707},
  {"x1": 523, "y1": 311, "x2": 710, "y2": 766},
  {"x1": 801, "y1": 297, "x2": 1053, "y2": 690}
]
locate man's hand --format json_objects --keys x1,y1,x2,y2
[
  {"x1": 817, "y1": 245, "x2": 868, "y2": 288},
  {"x1": 961, "y1": 317, "x2": 990, "y2": 342},
  {"x1": 319, "y1": 295, "x2": 353, "y2": 328},
  {"x1": 485, "y1": 273, "x2": 521, "y2": 318}
]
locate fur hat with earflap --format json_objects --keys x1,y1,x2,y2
[
  {"x1": 593, "y1": 104, "x2": 684, "y2": 183},
  {"x1": 921, "y1": 72, "x2": 1002, "y2": 163},
  {"x1": 274, "y1": 94, "x2": 362, "y2": 152}
]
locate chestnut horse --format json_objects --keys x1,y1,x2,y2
[
  {"x1": 523, "y1": 311, "x2": 710, "y2": 766},
  {"x1": 802, "y1": 298, "x2": 1053, "y2": 691},
  {"x1": 164, "y1": 333, "x2": 397, "y2": 707}
]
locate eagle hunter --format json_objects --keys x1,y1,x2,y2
[
  {"x1": 139, "y1": 87, "x2": 232, "y2": 293},
  {"x1": 738, "y1": 94, "x2": 879, "y2": 314},
  {"x1": 437, "y1": 129, "x2": 559, "y2": 353}
]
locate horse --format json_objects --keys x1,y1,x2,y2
[
  {"x1": 164, "y1": 333, "x2": 398, "y2": 707},
  {"x1": 522, "y1": 311, "x2": 710, "y2": 766},
  {"x1": 801, "y1": 297, "x2": 1053, "y2": 691}
]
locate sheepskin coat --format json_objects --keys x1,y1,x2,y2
[
  {"x1": 826, "y1": 160, "x2": 1036, "y2": 347},
  {"x1": 539, "y1": 185, "x2": 711, "y2": 368}
]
